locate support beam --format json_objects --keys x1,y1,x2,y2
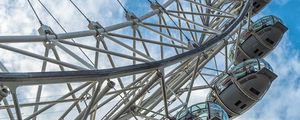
[
  {"x1": 77, "y1": 81, "x2": 115, "y2": 120},
  {"x1": 11, "y1": 91, "x2": 22, "y2": 120},
  {"x1": 110, "y1": 71, "x2": 160, "y2": 120},
  {"x1": 159, "y1": 70, "x2": 169, "y2": 118}
]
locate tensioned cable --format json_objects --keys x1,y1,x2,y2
[
  {"x1": 38, "y1": 0, "x2": 95, "y2": 67},
  {"x1": 68, "y1": 0, "x2": 109, "y2": 35},
  {"x1": 151, "y1": 0, "x2": 195, "y2": 44},
  {"x1": 151, "y1": 0, "x2": 215, "y2": 84},
  {"x1": 69, "y1": 0, "x2": 91, "y2": 23},
  {"x1": 111, "y1": 87, "x2": 139, "y2": 120},
  {"x1": 116, "y1": 0, "x2": 128, "y2": 13},
  {"x1": 27, "y1": 0, "x2": 43, "y2": 26},
  {"x1": 150, "y1": 0, "x2": 216, "y2": 103}
]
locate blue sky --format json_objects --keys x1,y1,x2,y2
[
  {"x1": 113, "y1": 0, "x2": 300, "y2": 119},
  {"x1": 259, "y1": 0, "x2": 300, "y2": 50},
  {"x1": 0, "y1": 0, "x2": 299, "y2": 119},
  {"x1": 126, "y1": 0, "x2": 300, "y2": 119},
  {"x1": 236, "y1": 0, "x2": 300, "y2": 120},
  {"x1": 125, "y1": 0, "x2": 300, "y2": 119}
]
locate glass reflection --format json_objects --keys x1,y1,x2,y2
[{"x1": 176, "y1": 102, "x2": 229, "y2": 120}]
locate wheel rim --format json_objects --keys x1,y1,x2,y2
[{"x1": 0, "y1": 0, "x2": 252, "y2": 119}]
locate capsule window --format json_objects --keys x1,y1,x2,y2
[
  {"x1": 253, "y1": 2, "x2": 260, "y2": 8},
  {"x1": 234, "y1": 100, "x2": 242, "y2": 106},
  {"x1": 258, "y1": 52, "x2": 264, "y2": 56},
  {"x1": 266, "y1": 38, "x2": 275, "y2": 45},
  {"x1": 254, "y1": 49, "x2": 259, "y2": 54},
  {"x1": 250, "y1": 87, "x2": 260, "y2": 95},
  {"x1": 240, "y1": 104, "x2": 247, "y2": 109},
  {"x1": 256, "y1": 4, "x2": 261, "y2": 8}
]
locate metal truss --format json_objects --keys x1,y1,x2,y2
[{"x1": 0, "y1": 0, "x2": 253, "y2": 119}]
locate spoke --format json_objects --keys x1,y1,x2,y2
[
  {"x1": 11, "y1": 91, "x2": 22, "y2": 120},
  {"x1": 54, "y1": 41, "x2": 95, "y2": 70},
  {"x1": 139, "y1": 23, "x2": 189, "y2": 46},
  {"x1": 159, "y1": 70, "x2": 169, "y2": 118},
  {"x1": 136, "y1": 28, "x2": 151, "y2": 57},
  {"x1": 0, "y1": 0, "x2": 252, "y2": 119},
  {"x1": 59, "y1": 83, "x2": 96, "y2": 119},
  {"x1": 185, "y1": 56, "x2": 201, "y2": 107},
  {"x1": 33, "y1": 47, "x2": 49, "y2": 120},
  {"x1": 107, "y1": 33, "x2": 188, "y2": 49},
  {"x1": 184, "y1": 0, "x2": 236, "y2": 17},
  {"x1": 167, "y1": 12, "x2": 221, "y2": 34},
  {"x1": 160, "y1": 15, "x2": 181, "y2": 54},
  {"x1": 0, "y1": 61, "x2": 15, "y2": 120},
  {"x1": 58, "y1": 40, "x2": 150, "y2": 62},
  {"x1": 167, "y1": 10, "x2": 235, "y2": 18},
  {"x1": 104, "y1": 34, "x2": 155, "y2": 61},
  {"x1": 24, "y1": 82, "x2": 93, "y2": 120},
  {"x1": 0, "y1": 44, "x2": 86, "y2": 70},
  {"x1": 142, "y1": 22, "x2": 218, "y2": 34},
  {"x1": 110, "y1": 71, "x2": 160, "y2": 120},
  {"x1": 78, "y1": 81, "x2": 115, "y2": 120}
]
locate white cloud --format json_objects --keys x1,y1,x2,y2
[
  {"x1": 236, "y1": 32, "x2": 300, "y2": 120},
  {"x1": 0, "y1": 0, "x2": 126, "y2": 119},
  {"x1": 0, "y1": 0, "x2": 296, "y2": 120},
  {"x1": 273, "y1": 0, "x2": 290, "y2": 6}
]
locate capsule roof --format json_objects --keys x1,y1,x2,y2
[
  {"x1": 176, "y1": 102, "x2": 229, "y2": 120},
  {"x1": 229, "y1": 59, "x2": 273, "y2": 79},
  {"x1": 252, "y1": 15, "x2": 284, "y2": 32}
]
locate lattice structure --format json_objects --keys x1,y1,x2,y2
[{"x1": 0, "y1": 0, "x2": 287, "y2": 120}]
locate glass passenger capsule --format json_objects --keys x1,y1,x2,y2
[
  {"x1": 206, "y1": 59, "x2": 277, "y2": 118},
  {"x1": 230, "y1": 15, "x2": 288, "y2": 65},
  {"x1": 176, "y1": 102, "x2": 229, "y2": 120}
]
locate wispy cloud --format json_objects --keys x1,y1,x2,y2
[
  {"x1": 0, "y1": 0, "x2": 297, "y2": 119},
  {"x1": 236, "y1": 32, "x2": 300, "y2": 120},
  {"x1": 273, "y1": 0, "x2": 290, "y2": 6},
  {"x1": 0, "y1": 0, "x2": 126, "y2": 119}
]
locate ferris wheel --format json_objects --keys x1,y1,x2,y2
[{"x1": 0, "y1": 0, "x2": 287, "y2": 120}]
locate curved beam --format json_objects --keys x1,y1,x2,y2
[{"x1": 0, "y1": 0, "x2": 251, "y2": 87}]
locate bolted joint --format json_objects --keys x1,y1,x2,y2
[
  {"x1": 124, "y1": 11, "x2": 141, "y2": 30},
  {"x1": 0, "y1": 85, "x2": 9, "y2": 103},
  {"x1": 88, "y1": 21, "x2": 103, "y2": 30},
  {"x1": 125, "y1": 12, "x2": 141, "y2": 30},
  {"x1": 43, "y1": 39, "x2": 56, "y2": 49},
  {"x1": 223, "y1": 39, "x2": 229, "y2": 45},
  {"x1": 156, "y1": 70, "x2": 164, "y2": 78},
  {"x1": 38, "y1": 25, "x2": 55, "y2": 35},
  {"x1": 188, "y1": 40, "x2": 200, "y2": 49},
  {"x1": 130, "y1": 105, "x2": 137, "y2": 112},
  {"x1": 38, "y1": 25, "x2": 57, "y2": 49},
  {"x1": 88, "y1": 21, "x2": 105, "y2": 38},
  {"x1": 81, "y1": 93, "x2": 92, "y2": 101},
  {"x1": 150, "y1": 1, "x2": 164, "y2": 15},
  {"x1": 125, "y1": 11, "x2": 138, "y2": 21},
  {"x1": 202, "y1": 52, "x2": 208, "y2": 59},
  {"x1": 150, "y1": 1, "x2": 160, "y2": 10},
  {"x1": 107, "y1": 81, "x2": 115, "y2": 88}
]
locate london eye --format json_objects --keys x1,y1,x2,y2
[{"x1": 0, "y1": 0, "x2": 287, "y2": 120}]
